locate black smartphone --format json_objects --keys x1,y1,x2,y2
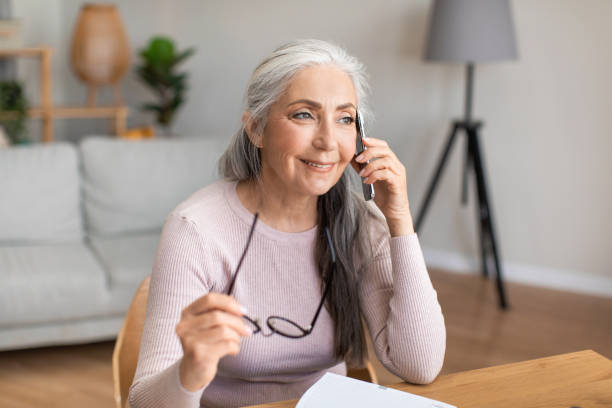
[{"x1": 355, "y1": 110, "x2": 375, "y2": 201}]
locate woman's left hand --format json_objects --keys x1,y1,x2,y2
[{"x1": 352, "y1": 137, "x2": 415, "y2": 236}]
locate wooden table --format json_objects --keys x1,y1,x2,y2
[{"x1": 246, "y1": 350, "x2": 612, "y2": 408}]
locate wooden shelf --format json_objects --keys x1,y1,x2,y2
[
  {"x1": 0, "y1": 46, "x2": 129, "y2": 141},
  {"x1": 28, "y1": 105, "x2": 129, "y2": 119},
  {"x1": 0, "y1": 106, "x2": 129, "y2": 135},
  {"x1": 0, "y1": 46, "x2": 51, "y2": 57}
]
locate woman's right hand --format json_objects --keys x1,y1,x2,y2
[{"x1": 175, "y1": 292, "x2": 252, "y2": 391}]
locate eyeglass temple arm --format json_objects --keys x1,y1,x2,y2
[
  {"x1": 227, "y1": 212, "x2": 259, "y2": 295},
  {"x1": 307, "y1": 227, "x2": 336, "y2": 331},
  {"x1": 308, "y1": 271, "x2": 332, "y2": 331}
]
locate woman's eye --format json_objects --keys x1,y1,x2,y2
[
  {"x1": 339, "y1": 116, "x2": 355, "y2": 125},
  {"x1": 293, "y1": 111, "x2": 313, "y2": 120}
]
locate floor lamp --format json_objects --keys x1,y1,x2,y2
[{"x1": 416, "y1": 0, "x2": 518, "y2": 309}]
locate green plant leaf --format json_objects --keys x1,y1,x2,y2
[
  {"x1": 145, "y1": 36, "x2": 175, "y2": 63},
  {"x1": 141, "y1": 103, "x2": 164, "y2": 113},
  {"x1": 168, "y1": 73, "x2": 187, "y2": 87},
  {"x1": 0, "y1": 80, "x2": 29, "y2": 143},
  {"x1": 170, "y1": 47, "x2": 196, "y2": 67}
]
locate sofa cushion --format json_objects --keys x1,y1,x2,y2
[
  {"x1": 0, "y1": 142, "x2": 83, "y2": 244},
  {"x1": 0, "y1": 243, "x2": 108, "y2": 327},
  {"x1": 88, "y1": 233, "x2": 160, "y2": 287},
  {"x1": 89, "y1": 233, "x2": 161, "y2": 315},
  {"x1": 80, "y1": 136, "x2": 224, "y2": 237}
]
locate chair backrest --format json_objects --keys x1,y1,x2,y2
[
  {"x1": 112, "y1": 275, "x2": 378, "y2": 408},
  {"x1": 112, "y1": 275, "x2": 151, "y2": 408}
]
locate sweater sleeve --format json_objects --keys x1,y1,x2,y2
[
  {"x1": 359, "y1": 232, "x2": 446, "y2": 384},
  {"x1": 128, "y1": 213, "x2": 210, "y2": 408}
]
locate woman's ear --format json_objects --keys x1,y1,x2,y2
[{"x1": 242, "y1": 111, "x2": 263, "y2": 148}]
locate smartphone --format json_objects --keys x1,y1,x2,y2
[{"x1": 355, "y1": 110, "x2": 375, "y2": 201}]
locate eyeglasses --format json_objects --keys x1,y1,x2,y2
[{"x1": 226, "y1": 213, "x2": 335, "y2": 338}]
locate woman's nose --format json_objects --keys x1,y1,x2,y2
[{"x1": 312, "y1": 116, "x2": 336, "y2": 150}]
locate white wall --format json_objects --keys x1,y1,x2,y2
[{"x1": 11, "y1": 0, "x2": 612, "y2": 296}]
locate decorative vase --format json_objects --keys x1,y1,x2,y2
[{"x1": 70, "y1": 3, "x2": 130, "y2": 106}]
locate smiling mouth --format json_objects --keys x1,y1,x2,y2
[{"x1": 300, "y1": 159, "x2": 334, "y2": 169}]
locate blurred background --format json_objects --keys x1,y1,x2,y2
[
  {"x1": 0, "y1": 1, "x2": 610, "y2": 407},
  {"x1": 11, "y1": 0, "x2": 612, "y2": 288}
]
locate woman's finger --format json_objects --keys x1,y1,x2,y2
[
  {"x1": 361, "y1": 137, "x2": 388, "y2": 148},
  {"x1": 191, "y1": 325, "x2": 243, "y2": 345},
  {"x1": 183, "y1": 292, "x2": 246, "y2": 318},
  {"x1": 185, "y1": 333, "x2": 241, "y2": 361},
  {"x1": 355, "y1": 146, "x2": 396, "y2": 164},
  {"x1": 197, "y1": 310, "x2": 252, "y2": 336},
  {"x1": 358, "y1": 157, "x2": 398, "y2": 178},
  {"x1": 350, "y1": 157, "x2": 362, "y2": 174},
  {"x1": 178, "y1": 310, "x2": 252, "y2": 338},
  {"x1": 364, "y1": 168, "x2": 397, "y2": 185}
]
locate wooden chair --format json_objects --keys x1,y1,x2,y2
[
  {"x1": 112, "y1": 275, "x2": 151, "y2": 408},
  {"x1": 112, "y1": 275, "x2": 377, "y2": 408}
]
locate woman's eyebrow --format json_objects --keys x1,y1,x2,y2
[
  {"x1": 336, "y1": 102, "x2": 356, "y2": 111},
  {"x1": 287, "y1": 99, "x2": 356, "y2": 111}
]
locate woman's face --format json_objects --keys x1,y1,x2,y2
[{"x1": 252, "y1": 64, "x2": 358, "y2": 198}]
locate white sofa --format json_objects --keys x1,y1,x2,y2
[{"x1": 0, "y1": 136, "x2": 225, "y2": 351}]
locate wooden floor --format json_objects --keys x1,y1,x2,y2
[{"x1": 1, "y1": 268, "x2": 611, "y2": 407}]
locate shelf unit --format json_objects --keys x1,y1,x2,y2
[{"x1": 0, "y1": 46, "x2": 129, "y2": 142}]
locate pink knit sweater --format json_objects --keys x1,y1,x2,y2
[{"x1": 129, "y1": 180, "x2": 446, "y2": 408}]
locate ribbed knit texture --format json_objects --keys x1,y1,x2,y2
[{"x1": 128, "y1": 180, "x2": 446, "y2": 408}]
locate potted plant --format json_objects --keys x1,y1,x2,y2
[
  {"x1": 0, "y1": 80, "x2": 29, "y2": 144},
  {"x1": 135, "y1": 36, "x2": 195, "y2": 136}
]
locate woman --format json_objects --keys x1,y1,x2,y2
[{"x1": 129, "y1": 39, "x2": 446, "y2": 408}]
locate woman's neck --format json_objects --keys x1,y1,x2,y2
[{"x1": 236, "y1": 178, "x2": 318, "y2": 233}]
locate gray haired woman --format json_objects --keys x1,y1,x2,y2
[{"x1": 130, "y1": 39, "x2": 446, "y2": 408}]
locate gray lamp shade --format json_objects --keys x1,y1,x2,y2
[{"x1": 424, "y1": 0, "x2": 518, "y2": 63}]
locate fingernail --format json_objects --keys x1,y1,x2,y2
[
  {"x1": 244, "y1": 325, "x2": 253, "y2": 336},
  {"x1": 356, "y1": 154, "x2": 364, "y2": 162},
  {"x1": 240, "y1": 305, "x2": 248, "y2": 315},
  {"x1": 358, "y1": 168, "x2": 365, "y2": 177}
]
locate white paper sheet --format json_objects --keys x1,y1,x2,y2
[{"x1": 296, "y1": 373, "x2": 456, "y2": 408}]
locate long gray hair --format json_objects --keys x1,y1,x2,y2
[{"x1": 219, "y1": 39, "x2": 379, "y2": 366}]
